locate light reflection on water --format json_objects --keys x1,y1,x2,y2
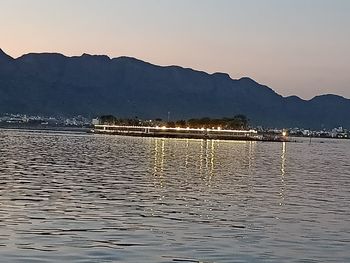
[{"x1": 0, "y1": 129, "x2": 349, "y2": 262}]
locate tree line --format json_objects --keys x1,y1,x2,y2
[{"x1": 98, "y1": 115, "x2": 249, "y2": 130}]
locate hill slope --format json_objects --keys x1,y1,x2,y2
[{"x1": 0, "y1": 49, "x2": 349, "y2": 128}]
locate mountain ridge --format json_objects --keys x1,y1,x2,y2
[
  {"x1": 2, "y1": 49, "x2": 348, "y2": 101},
  {"x1": 0, "y1": 48, "x2": 15, "y2": 62},
  {"x1": 0, "y1": 49, "x2": 349, "y2": 128}
]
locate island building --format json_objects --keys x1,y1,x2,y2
[{"x1": 93, "y1": 124, "x2": 262, "y2": 141}]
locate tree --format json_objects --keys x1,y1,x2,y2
[
  {"x1": 99, "y1": 115, "x2": 118, "y2": 125},
  {"x1": 175, "y1": 120, "x2": 187, "y2": 127}
]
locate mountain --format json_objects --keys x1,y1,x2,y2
[{"x1": 0, "y1": 49, "x2": 349, "y2": 129}]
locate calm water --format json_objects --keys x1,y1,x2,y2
[{"x1": 0, "y1": 129, "x2": 349, "y2": 263}]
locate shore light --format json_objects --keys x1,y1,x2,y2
[{"x1": 282, "y1": 131, "x2": 287, "y2": 137}]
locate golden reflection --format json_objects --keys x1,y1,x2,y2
[
  {"x1": 205, "y1": 139, "x2": 209, "y2": 172},
  {"x1": 281, "y1": 142, "x2": 286, "y2": 177},
  {"x1": 152, "y1": 139, "x2": 159, "y2": 176},
  {"x1": 152, "y1": 138, "x2": 166, "y2": 188},
  {"x1": 210, "y1": 140, "x2": 215, "y2": 176},
  {"x1": 248, "y1": 141, "x2": 256, "y2": 171},
  {"x1": 184, "y1": 139, "x2": 189, "y2": 168},
  {"x1": 199, "y1": 140, "x2": 204, "y2": 175},
  {"x1": 241, "y1": 141, "x2": 256, "y2": 197},
  {"x1": 279, "y1": 142, "x2": 287, "y2": 205},
  {"x1": 150, "y1": 138, "x2": 259, "y2": 191},
  {"x1": 197, "y1": 139, "x2": 218, "y2": 187},
  {"x1": 207, "y1": 140, "x2": 217, "y2": 187}
]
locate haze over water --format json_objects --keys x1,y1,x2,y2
[{"x1": 0, "y1": 129, "x2": 349, "y2": 262}]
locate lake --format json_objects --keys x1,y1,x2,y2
[{"x1": 0, "y1": 129, "x2": 349, "y2": 262}]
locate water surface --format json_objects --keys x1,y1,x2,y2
[{"x1": 0, "y1": 129, "x2": 349, "y2": 262}]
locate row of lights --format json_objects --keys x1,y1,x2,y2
[
  {"x1": 156, "y1": 126, "x2": 222, "y2": 131},
  {"x1": 97, "y1": 124, "x2": 261, "y2": 134}
]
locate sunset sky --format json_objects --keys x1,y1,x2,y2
[{"x1": 1, "y1": 0, "x2": 349, "y2": 99}]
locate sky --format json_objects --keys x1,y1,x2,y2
[{"x1": 1, "y1": 0, "x2": 349, "y2": 99}]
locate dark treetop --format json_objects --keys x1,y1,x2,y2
[{"x1": 0, "y1": 49, "x2": 349, "y2": 129}]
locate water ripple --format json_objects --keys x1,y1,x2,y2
[{"x1": 0, "y1": 129, "x2": 349, "y2": 262}]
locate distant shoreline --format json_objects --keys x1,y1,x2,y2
[
  {"x1": 1, "y1": 126, "x2": 348, "y2": 142},
  {"x1": 0, "y1": 125, "x2": 91, "y2": 133}
]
